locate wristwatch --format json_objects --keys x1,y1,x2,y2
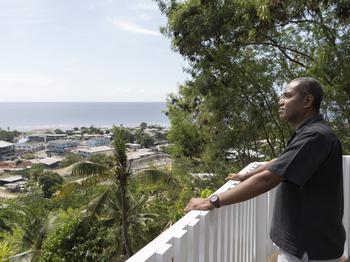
[{"x1": 209, "y1": 194, "x2": 221, "y2": 208}]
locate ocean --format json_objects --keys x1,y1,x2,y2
[{"x1": 0, "y1": 102, "x2": 169, "y2": 131}]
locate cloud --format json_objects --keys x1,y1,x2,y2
[{"x1": 109, "y1": 17, "x2": 161, "y2": 36}]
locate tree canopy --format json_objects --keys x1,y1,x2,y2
[{"x1": 157, "y1": 0, "x2": 350, "y2": 168}]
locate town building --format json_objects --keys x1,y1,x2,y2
[
  {"x1": 126, "y1": 143, "x2": 142, "y2": 151},
  {"x1": 16, "y1": 142, "x2": 45, "y2": 153},
  {"x1": 77, "y1": 146, "x2": 114, "y2": 157},
  {"x1": 0, "y1": 175, "x2": 27, "y2": 192},
  {"x1": 0, "y1": 175, "x2": 23, "y2": 186},
  {"x1": 86, "y1": 137, "x2": 111, "y2": 147},
  {"x1": 0, "y1": 141, "x2": 16, "y2": 161},
  {"x1": 47, "y1": 140, "x2": 79, "y2": 154},
  {"x1": 39, "y1": 157, "x2": 62, "y2": 168},
  {"x1": 28, "y1": 134, "x2": 67, "y2": 143}
]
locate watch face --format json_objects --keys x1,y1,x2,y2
[{"x1": 210, "y1": 195, "x2": 218, "y2": 203}]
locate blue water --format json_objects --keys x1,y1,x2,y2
[{"x1": 0, "y1": 102, "x2": 169, "y2": 131}]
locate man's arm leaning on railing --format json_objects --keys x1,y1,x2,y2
[{"x1": 226, "y1": 159, "x2": 276, "y2": 182}]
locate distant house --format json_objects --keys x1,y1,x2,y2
[
  {"x1": 27, "y1": 135, "x2": 46, "y2": 143},
  {"x1": 28, "y1": 134, "x2": 67, "y2": 143},
  {"x1": 0, "y1": 175, "x2": 23, "y2": 186},
  {"x1": 4, "y1": 181, "x2": 27, "y2": 192},
  {"x1": 86, "y1": 137, "x2": 111, "y2": 147},
  {"x1": 0, "y1": 175, "x2": 26, "y2": 192},
  {"x1": 16, "y1": 142, "x2": 45, "y2": 153},
  {"x1": 83, "y1": 134, "x2": 103, "y2": 140},
  {"x1": 39, "y1": 157, "x2": 61, "y2": 168},
  {"x1": 126, "y1": 143, "x2": 142, "y2": 151},
  {"x1": 0, "y1": 141, "x2": 16, "y2": 161},
  {"x1": 77, "y1": 146, "x2": 114, "y2": 157},
  {"x1": 46, "y1": 134, "x2": 67, "y2": 141},
  {"x1": 47, "y1": 140, "x2": 79, "y2": 154}
]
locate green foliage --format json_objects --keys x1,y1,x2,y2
[
  {"x1": 139, "y1": 122, "x2": 147, "y2": 131},
  {"x1": 157, "y1": 0, "x2": 350, "y2": 169},
  {"x1": 166, "y1": 103, "x2": 204, "y2": 158},
  {"x1": 140, "y1": 134, "x2": 155, "y2": 148},
  {"x1": 0, "y1": 240, "x2": 14, "y2": 261},
  {"x1": 21, "y1": 152, "x2": 36, "y2": 160},
  {"x1": 80, "y1": 126, "x2": 103, "y2": 135},
  {"x1": 40, "y1": 209, "x2": 119, "y2": 262},
  {"x1": 29, "y1": 164, "x2": 45, "y2": 178},
  {"x1": 0, "y1": 204, "x2": 15, "y2": 239},
  {"x1": 0, "y1": 129, "x2": 20, "y2": 142},
  {"x1": 54, "y1": 129, "x2": 65, "y2": 134},
  {"x1": 38, "y1": 171, "x2": 64, "y2": 198},
  {"x1": 87, "y1": 153, "x2": 112, "y2": 166},
  {"x1": 60, "y1": 153, "x2": 83, "y2": 167},
  {"x1": 200, "y1": 188, "x2": 213, "y2": 198}
]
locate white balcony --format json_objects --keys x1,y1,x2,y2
[{"x1": 127, "y1": 156, "x2": 350, "y2": 262}]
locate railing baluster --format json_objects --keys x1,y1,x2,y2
[
  {"x1": 343, "y1": 156, "x2": 350, "y2": 259},
  {"x1": 156, "y1": 243, "x2": 172, "y2": 262},
  {"x1": 228, "y1": 204, "x2": 235, "y2": 262},
  {"x1": 199, "y1": 211, "x2": 210, "y2": 262},
  {"x1": 225, "y1": 205, "x2": 233, "y2": 262},
  {"x1": 256, "y1": 193, "x2": 268, "y2": 262},
  {"x1": 234, "y1": 204, "x2": 239, "y2": 262},
  {"x1": 211, "y1": 209, "x2": 219, "y2": 262},
  {"x1": 238, "y1": 203, "x2": 243, "y2": 262},
  {"x1": 173, "y1": 229, "x2": 188, "y2": 262},
  {"x1": 187, "y1": 218, "x2": 200, "y2": 262},
  {"x1": 218, "y1": 207, "x2": 226, "y2": 262}
]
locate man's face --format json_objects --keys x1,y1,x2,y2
[{"x1": 278, "y1": 81, "x2": 305, "y2": 124}]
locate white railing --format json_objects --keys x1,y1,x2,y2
[{"x1": 127, "y1": 156, "x2": 350, "y2": 262}]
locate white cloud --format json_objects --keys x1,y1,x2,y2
[{"x1": 109, "y1": 17, "x2": 161, "y2": 36}]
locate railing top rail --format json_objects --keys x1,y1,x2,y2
[{"x1": 126, "y1": 162, "x2": 263, "y2": 262}]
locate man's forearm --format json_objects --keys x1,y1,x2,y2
[
  {"x1": 240, "y1": 158, "x2": 276, "y2": 181},
  {"x1": 220, "y1": 169, "x2": 282, "y2": 206}
]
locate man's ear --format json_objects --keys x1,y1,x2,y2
[{"x1": 303, "y1": 94, "x2": 314, "y2": 109}]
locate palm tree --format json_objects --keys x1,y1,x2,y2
[{"x1": 68, "y1": 126, "x2": 138, "y2": 257}]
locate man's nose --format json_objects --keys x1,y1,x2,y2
[{"x1": 278, "y1": 98, "x2": 284, "y2": 106}]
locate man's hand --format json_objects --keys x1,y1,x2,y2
[
  {"x1": 225, "y1": 173, "x2": 243, "y2": 181},
  {"x1": 184, "y1": 198, "x2": 214, "y2": 213}
]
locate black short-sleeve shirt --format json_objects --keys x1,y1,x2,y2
[{"x1": 268, "y1": 114, "x2": 345, "y2": 260}]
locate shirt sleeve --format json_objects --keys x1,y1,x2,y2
[{"x1": 267, "y1": 130, "x2": 330, "y2": 186}]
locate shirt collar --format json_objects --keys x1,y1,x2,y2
[{"x1": 296, "y1": 113, "x2": 324, "y2": 132}]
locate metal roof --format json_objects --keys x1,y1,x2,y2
[
  {"x1": 39, "y1": 157, "x2": 61, "y2": 166},
  {"x1": 0, "y1": 141, "x2": 14, "y2": 148},
  {"x1": 0, "y1": 175, "x2": 23, "y2": 183}
]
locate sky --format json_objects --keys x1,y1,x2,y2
[{"x1": 0, "y1": 0, "x2": 188, "y2": 102}]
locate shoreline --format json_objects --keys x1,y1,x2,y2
[{"x1": 3, "y1": 122, "x2": 170, "y2": 134}]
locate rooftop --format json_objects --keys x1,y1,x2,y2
[
  {"x1": 78, "y1": 146, "x2": 113, "y2": 153},
  {"x1": 39, "y1": 157, "x2": 62, "y2": 166},
  {"x1": 0, "y1": 175, "x2": 23, "y2": 183},
  {"x1": 0, "y1": 141, "x2": 14, "y2": 148}
]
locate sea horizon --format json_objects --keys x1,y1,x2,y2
[{"x1": 0, "y1": 102, "x2": 169, "y2": 132}]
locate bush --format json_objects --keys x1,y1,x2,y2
[
  {"x1": 60, "y1": 153, "x2": 83, "y2": 168},
  {"x1": 38, "y1": 172, "x2": 64, "y2": 198},
  {"x1": 40, "y1": 214, "x2": 118, "y2": 262}
]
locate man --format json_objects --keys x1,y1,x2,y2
[{"x1": 184, "y1": 77, "x2": 345, "y2": 261}]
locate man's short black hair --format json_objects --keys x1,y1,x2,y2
[{"x1": 292, "y1": 77, "x2": 324, "y2": 111}]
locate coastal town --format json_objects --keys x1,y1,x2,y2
[{"x1": 0, "y1": 124, "x2": 171, "y2": 198}]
